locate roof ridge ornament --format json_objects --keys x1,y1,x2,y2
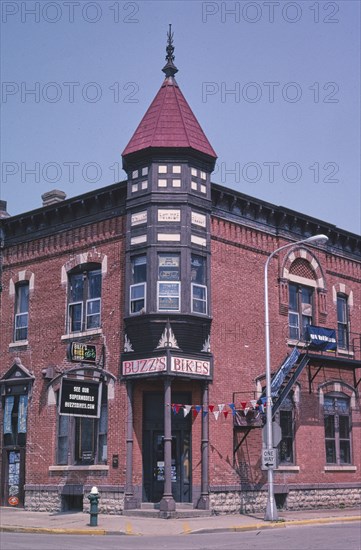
[{"x1": 162, "y1": 23, "x2": 178, "y2": 78}]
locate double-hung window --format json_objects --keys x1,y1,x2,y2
[
  {"x1": 191, "y1": 255, "x2": 207, "y2": 314},
  {"x1": 324, "y1": 394, "x2": 351, "y2": 464},
  {"x1": 14, "y1": 283, "x2": 29, "y2": 341},
  {"x1": 337, "y1": 294, "x2": 349, "y2": 349},
  {"x1": 288, "y1": 283, "x2": 313, "y2": 340},
  {"x1": 157, "y1": 254, "x2": 180, "y2": 311},
  {"x1": 130, "y1": 256, "x2": 147, "y2": 314},
  {"x1": 68, "y1": 266, "x2": 101, "y2": 333}
]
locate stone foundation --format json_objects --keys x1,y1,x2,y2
[
  {"x1": 25, "y1": 486, "x2": 62, "y2": 512},
  {"x1": 24, "y1": 485, "x2": 124, "y2": 514},
  {"x1": 82, "y1": 490, "x2": 124, "y2": 515},
  {"x1": 210, "y1": 486, "x2": 361, "y2": 514}
]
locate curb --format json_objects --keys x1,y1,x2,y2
[{"x1": 1, "y1": 515, "x2": 359, "y2": 536}]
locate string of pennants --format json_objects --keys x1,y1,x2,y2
[{"x1": 171, "y1": 398, "x2": 268, "y2": 420}]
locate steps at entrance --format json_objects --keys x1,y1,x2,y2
[{"x1": 123, "y1": 502, "x2": 212, "y2": 518}]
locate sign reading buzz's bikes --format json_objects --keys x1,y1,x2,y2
[{"x1": 121, "y1": 354, "x2": 213, "y2": 380}]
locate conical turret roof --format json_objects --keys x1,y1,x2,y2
[{"x1": 122, "y1": 26, "x2": 216, "y2": 160}]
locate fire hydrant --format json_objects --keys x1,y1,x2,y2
[{"x1": 87, "y1": 486, "x2": 100, "y2": 526}]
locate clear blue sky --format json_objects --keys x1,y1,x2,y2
[{"x1": 1, "y1": 0, "x2": 360, "y2": 234}]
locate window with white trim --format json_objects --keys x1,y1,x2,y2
[
  {"x1": 288, "y1": 283, "x2": 313, "y2": 340},
  {"x1": 68, "y1": 265, "x2": 101, "y2": 333},
  {"x1": 324, "y1": 394, "x2": 351, "y2": 464},
  {"x1": 191, "y1": 254, "x2": 207, "y2": 314},
  {"x1": 157, "y1": 254, "x2": 180, "y2": 311},
  {"x1": 337, "y1": 294, "x2": 349, "y2": 349},
  {"x1": 14, "y1": 283, "x2": 29, "y2": 341},
  {"x1": 130, "y1": 255, "x2": 147, "y2": 314}
]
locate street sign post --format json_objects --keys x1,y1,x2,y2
[{"x1": 262, "y1": 448, "x2": 277, "y2": 469}]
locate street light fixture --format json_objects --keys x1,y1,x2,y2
[{"x1": 264, "y1": 234, "x2": 328, "y2": 521}]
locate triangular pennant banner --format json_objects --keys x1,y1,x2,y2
[
  {"x1": 192, "y1": 408, "x2": 199, "y2": 418},
  {"x1": 195, "y1": 405, "x2": 202, "y2": 413},
  {"x1": 218, "y1": 404, "x2": 225, "y2": 413},
  {"x1": 241, "y1": 402, "x2": 247, "y2": 410},
  {"x1": 244, "y1": 407, "x2": 249, "y2": 415},
  {"x1": 250, "y1": 400, "x2": 257, "y2": 409},
  {"x1": 213, "y1": 411, "x2": 220, "y2": 420},
  {"x1": 203, "y1": 410, "x2": 208, "y2": 418},
  {"x1": 223, "y1": 411, "x2": 229, "y2": 419},
  {"x1": 183, "y1": 405, "x2": 192, "y2": 417},
  {"x1": 208, "y1": 405, "x2": 214, "y2": 413}
]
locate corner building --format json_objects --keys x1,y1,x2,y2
[{"x1": 1, "y1": 33, "x2": 360, "y2": 515}]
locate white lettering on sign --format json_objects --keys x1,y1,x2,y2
[
  {"x1": 191, "y1": 211, "x2": 206, "y2": 227},
  {"x1": 171, "y1": 357, "x2": 210, "y2": 376},
  {"x1": 131, "y1": 211, "x2": 147, "y2": 226},
  {"x1": 122, "y1": 357, "x2": 167, "y2": 376},
  {"x1": 158, "y1": 209, "x2": 181, "y2": 222}
]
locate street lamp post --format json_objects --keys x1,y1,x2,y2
[{"x1": 264, "y1": 234, "x2": 328, "y2": 521}]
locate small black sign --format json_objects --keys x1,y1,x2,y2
[
  {"x1": 59, "y1": 379, "x2": 101, "y2": 418},
  {"x1": 68, "y1": 342, "x2": 97, "y2": 363}
]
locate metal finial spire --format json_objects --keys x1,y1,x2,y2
[{"x1": 162, "y1": 24, "x2": 178, "y2": 78}]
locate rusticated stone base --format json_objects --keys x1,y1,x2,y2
[
  {"x1": 24, "y1": 485, "x2": 124, "y2": 515},
  {"x1": 210, "y1": 486, "x2": 361, "y2": 515}
]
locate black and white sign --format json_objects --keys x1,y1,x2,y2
[
  {"x1": 59, "y1": 379, "x2": 101, "y2": 418},
  {"x1": 262, "y1": 448, "x2": 277, "y2": 469}
]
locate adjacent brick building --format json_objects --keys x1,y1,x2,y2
[{"x1": 1, "y1": 31, "x2": 360, "y2": 515}]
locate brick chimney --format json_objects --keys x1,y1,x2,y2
[
  {"x1": 41, "y1": 190, "x2": 67, "y2": 207},
  {"x1": 0, "y1": 200, "x2": 10, "y2": 218}
]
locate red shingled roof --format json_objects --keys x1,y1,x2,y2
[{"x1": 122, "y1": 76, "x2": 217, "y2": 159}]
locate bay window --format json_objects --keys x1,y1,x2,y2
[
  {"x1": 157, "y1": 254, "x2": 180, "y2": 311},
  {"x1": 130, "y1": 255, "x2": 147, "y2": 314},
  {"x1": 191, "y1": 255, "x2": 207, "y2": 314}
]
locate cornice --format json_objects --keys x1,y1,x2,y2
[{"x1": 211, "y1": 182, "x2": 361, "y2": 259}]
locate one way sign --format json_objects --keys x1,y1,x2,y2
[{"x1": 262, "y1": 448, "x2": 277, "y2": 469}]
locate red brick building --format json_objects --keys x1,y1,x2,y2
[{"x1": 0, "y1": 31, "x2": 360, "y2": 515}]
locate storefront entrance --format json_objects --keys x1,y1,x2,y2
[{"x1": 143, "y1": 392, "x2": 191, "y2": 503}]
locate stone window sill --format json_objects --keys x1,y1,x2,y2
[
  {"x1": 49, "y1": 465, "x2": 109, "y2": 472},
  {"x1": 275, "y1": 465, "x2": 300, "y2": 472},
  {"x1": 61, "y1": 329, "x2": 103, "y2": 341},
  {"x1": 9, "y1": 340, "x2": 28, "y2": 348},
  {"x1": 324, "y1": 465, "x2": 357, "y2": 472}
]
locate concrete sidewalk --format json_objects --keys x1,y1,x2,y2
[{"x1": 0, "y1": 506, "x2": 360, "y2": 536}]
